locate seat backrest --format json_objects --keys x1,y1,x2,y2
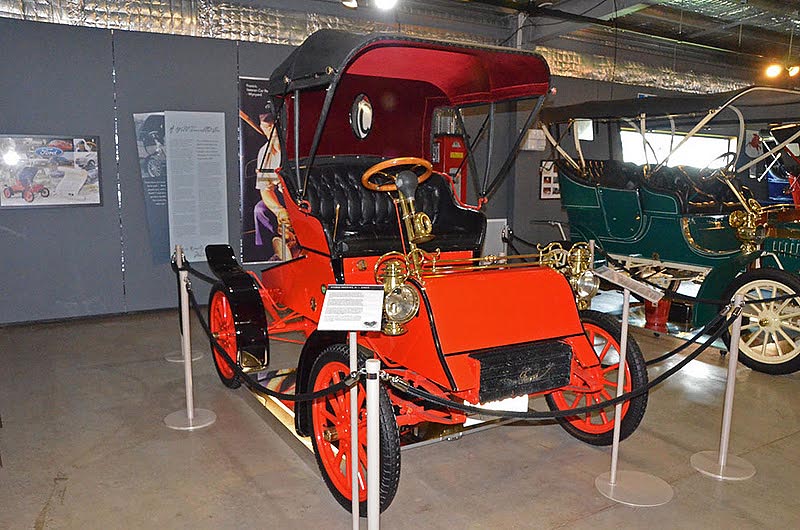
[{"x1": 281, "y1": 157, "x2": 486, "y2": 257}]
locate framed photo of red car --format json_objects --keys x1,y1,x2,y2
[
  {"x1": 0, "y1": 134, "x2": 101, "y2": 208},
  {"x1": 539, "y1": 160, "x2": 560, "y2": 200}
]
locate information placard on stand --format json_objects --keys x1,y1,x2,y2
[{"x1": 318, "y1": 285, "x2": 385, "y2": 332}]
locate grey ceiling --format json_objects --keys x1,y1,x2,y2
[{"x1": 469, "y1": 0, "x2": 800, "y2": 75}]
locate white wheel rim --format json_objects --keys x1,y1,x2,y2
[{"x1": 735, "y1": 279, "x2": 800, "y2": 365}]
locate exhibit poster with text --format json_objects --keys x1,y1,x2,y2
[
  {"x1": 239, "y1": 77, "x2": 299, "y2": 264},
  {"x1": 0, "y1": 135, "x2": 101, "y2": 208},
  {"x1": 164, "y1": 111, "x2": 228, "y2": 262},
  {"x1": 134, "y1": 112, "x2": 170, "y2": 263}
]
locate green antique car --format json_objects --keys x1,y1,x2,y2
[{"x1": 540, "y1": 86, "x2": 800, "y2": 375}]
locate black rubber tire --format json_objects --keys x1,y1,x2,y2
[
  {"x1": 722, "y1": 268, "x2": 800, "y2": 375},
  {"x1": 208, "y1": 285, "x2": 242, "y2": 389},
  {"x1": 308, "y1": 344, "x2": 401, "y2": 515},
  {"x1": 40, "y1": 187, "x2": 50, "y2": 198},
  {"x1": 545, "y1": 310, "x2": 648, "y2": 446}
]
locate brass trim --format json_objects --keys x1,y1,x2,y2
[{"x1": 681, "y1": 217, "x2": 744, "y2": 256}]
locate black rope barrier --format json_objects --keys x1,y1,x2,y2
[
  {"x1": 174, "y1": 252, "x2": 738, "y2": 421},
  {"x1": 385, "y1": 310, "x2": 737, "y2": 420},
  {"x1": 171, "y1": 258, "x2": 218, "y2": 286},
  {"x1": 645, "y1": 311, "x2": 727, "y2": 366},
  {"x1": 185, "y1": 285, "x2": 358, "y2": 403}
]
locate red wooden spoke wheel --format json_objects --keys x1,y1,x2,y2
[
  {"x1": 308, "y1": 345, "x2": 400, "y2": 515},
  {"x1": 22, "y1": 189, "x2": 34, "y2": 202},
  {"x1": 546, "y1": 310, "x2": 648, "y2": 446},
  {"x1": 208, "y1": 287, "x2": 241, "y2": 388}
]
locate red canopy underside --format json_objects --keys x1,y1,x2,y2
[{"x1": 345, "y1": 42, "x2": 550, "y2": 106}]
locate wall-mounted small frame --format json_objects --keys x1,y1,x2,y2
[
  {"x1": 540, "y1": 160, "x2": 560, "y2": 200},
  {"x1": 350, "y1": 93, "x2": 373, "y2": 140},
  {"x1": 0, "y1": 134, "x2": 101, "y2": 208}
]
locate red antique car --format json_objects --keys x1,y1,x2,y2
[{"x1": 205, "y1": 30, "x2": 648, "y2": 514}]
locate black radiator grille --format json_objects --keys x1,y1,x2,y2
[{"x1": 468, "y1": 340, "x2": 573, "y2": 403}]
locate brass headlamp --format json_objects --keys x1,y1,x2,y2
[{"x1": 375, "y1": 253, "x2": 420, "y2": 336}]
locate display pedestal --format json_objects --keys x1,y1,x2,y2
[
  {"x1": 590, "y1": 286, "x2": 673, "y2": 507},
  {"x1": 691, "y1": 294, "x2": 754, "y2": 482},
  {"x1": 164, "y1": 245, "x2": 216, "y2": 432},
  {"x1": 690, "y1": 451, "x2": 756, "y2": 481},
  {"x1": 596, "y1": 471, "x2": 674, "y2": 506},
  {"x1": 164, "y1": 408, "x2": 217, "y2": 430},
  {"x1": 165, "y1": 349, "x2": 203, "y2": 363}
]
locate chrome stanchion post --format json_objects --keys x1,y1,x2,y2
[
  {"x1": 691, "y1": 294, "x2": 755, "y2": 480},
  {"x1": 365, "y1": 358, "x2": 381, "y2": 530},
  {"x1": 595, "y1": 288, "x2": 673, "y2": 506},
  {"x1": 349, "y1": 331, "x2": 359, "y2": 529},
  {"x1": 164, "y1": 245, "x2": 216, "y2": 431},
  {"x1": 608, "y1": 288, "x2": 630, "y2": 485}
]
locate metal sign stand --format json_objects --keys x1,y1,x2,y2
[
  {"x1": 164, "y1": 246, "x2": 217, "y2": 431},
  {"x1": 317, "y1": 285, "x2": 385, "y2": 530},
  {"x1": 349, "y1": 331, "x2": 360, "y2": 529},
  {"x1": 594, "y1": 288, "x2": 674, "y2": 506},
  {"x1": 691, "y1": 294, "x2": 756, "y2": 480}
]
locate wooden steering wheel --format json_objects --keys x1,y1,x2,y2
[{"x1": 361, "y1": 157, "x2": 433, "y2": 192}]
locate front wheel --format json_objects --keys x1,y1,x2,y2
[
  {"x1": 22, "y1": 189, "x2": 34, "y2": 202},
  {"x1": 40, "y1": 187, "x2": 50, "y2": 198},
  {"x1": 208, "y1": 285, "x2": 241, "y2": 388},
  {"x1": 545, "y1": 310, "x2": 648, "y2": 446},
  {"x1": 723, "y1": 268, "x2": 800, "y2": 375},
  {"x1": 308, "y1": 344, "x2": 401, "y2": 515},
  {"x1": 2, "y1": 187, "x2": 11, "y2": 198}
]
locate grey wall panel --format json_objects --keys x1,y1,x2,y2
[
  {"x1": 113, "y1": 31, "x2": 241, "y2": 311},
  {"x1": 0, "y1": 19, "x2": 123, "y2": 324},
  {"x1": 238, "y1": 41, "x2": 294, "y2": 80}
]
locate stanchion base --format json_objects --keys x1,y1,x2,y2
[
  {"x1": 164, "y1": 350, "x2": 203, "y2": 363},
  {"x1": 595, "y1": 470, "x2": 673, "y2": 507},
  {"x1": 164, "y1": 409, "x2": 216, "y2": 431},
  {"x1": 691, "y1": 451, "x2": 755, "y2": 481}
]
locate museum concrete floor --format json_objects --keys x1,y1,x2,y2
[{"x1": 2, "y1": 307, "x2": 799, "y2": 529}]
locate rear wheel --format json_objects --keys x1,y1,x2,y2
[
  {"x1": 723, "y1": 268, "x2": 800, "y2": 375},
  {"x1": 309, "y1": 344, "x2": 401, "y2": 515},
  {"x1": 2, "y1": 187, "x2": 11, "y2": 198},
  {"x1": 40, "y1": 187, "x2": 50, "y2": 198},
  {"x1": 545, "y1": 310, "x2": 648, "y2": 446},
  {"x1": 208, "y1": 286, "x2": 241, "y2": 388},
  {"x1": 23, "y1": 189, "x2": 34, "y2": 202}
]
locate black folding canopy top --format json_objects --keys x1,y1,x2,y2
[
  {"x1": 539, "y1": 86, "x2": 800, "y2": 123},
  {"x1": 267, "y1": 29, "x2": 552, "y2": 105}
]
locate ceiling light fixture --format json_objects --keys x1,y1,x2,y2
[
  {"x1": 766, "y1": 63, "x2": 784, "y2": 78},
  {"x1": 374, "y1": 0, "x2": 398, "y2": 10}
]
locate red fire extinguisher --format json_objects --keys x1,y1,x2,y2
[{"x1": 432, "y1": 134, "x2": 468, "y2": 202}]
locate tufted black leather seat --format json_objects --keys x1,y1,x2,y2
[{"x1": 280, "y1": 156, "x2": 486, "y2": 258}]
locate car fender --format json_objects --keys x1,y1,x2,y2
[
  {"x1": 294, "y1": 329, "x2": 347, "y2": 436},
  {"x1": 693, "y1": 251, "x2": 760, "y2": 326},
  {"x1": 205, "y1": 245, "x2": 269, "y2": 366}
]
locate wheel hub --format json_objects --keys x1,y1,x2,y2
[
  {"x1": 756, "y1": 311, "x2": 781, "y2": 332},
  {"x1": 323, "y1": 427, "x2": 341, "y2": 442}
]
